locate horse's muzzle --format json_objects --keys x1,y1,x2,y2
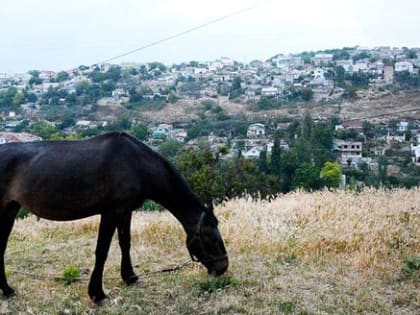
[{"x1": 208, "y1": 256, "x2": 229, "y2": 276}]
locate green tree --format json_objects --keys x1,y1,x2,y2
[
  {"x1": 105, "y1": 66, "x2": 122, "y2": 82},
  {"x1": 176, "y1": 149, "x2": 225, "y2": 204},
  {"x1": 31, "y1": 121, "x2": 61, "y2": 140},
  {"x1": 405, "y1": 49, "x2": 417, "y2": 59},
  {"x1": 271, "y1": 137, "x2": 282, "y2": 177},
  {"x1": 158, "y1": 139, "x2": 183, "y2": 161},
  {"x1": 131, "y1": 124, "x2": 148, "y2": 141},
  {"x1": 294, "y1": 162, "x2": 320, "y2": 190},
  {"x1": 362, "y1": 121, "x2": 375, "y2": 140},
  {"x1": 377, "y1": 156, "x2": 388, "y2": 186},
  {"x1": 301, "y1": 88, "x2": 313, "y2": 101},
  {"x1": 29, "y1": 70, "x2": 42, "y2": 86},
  {"x1": 167, "y1": 92, "x2": 180, "y2": 104},
  {"x1": 229, "y1": 77, "x2": 244, "y2": 99},
  {"x1": 56, "y1": 71, "x2": 69, "y2": 82},
  {"x1": 320, "y1": 161, "x2": 342, "y2": 188},
  {"x1": 334, "y1": 66, "x2": 346, "y2": 87},
  {"x1": 258, "y1": 147, "x2": 268, "y2": 173},
  {"x1": 301, "y1": 112, "x2": 313, "y2": 141},
  {"x1": 12, "y1": 92, "x2": 25, "y2": 108}
]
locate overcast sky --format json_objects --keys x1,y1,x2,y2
[{"x1": 1, "y1": 0, "x2": 419, "y2": 73}]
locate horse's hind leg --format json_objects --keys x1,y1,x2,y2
[
  {"x1": 117, "y1": 211, "x2": 138, "y2": 285},
  {"x1": 88, "y1": 212, "x2": 118, "y2": 304},
  {"x1": 0, "y1": 202, "x2": 19, "y2": 297}
]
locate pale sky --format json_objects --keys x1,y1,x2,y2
[{"x1": 1, "y1": 0, "x2": 419, "y2": 73}]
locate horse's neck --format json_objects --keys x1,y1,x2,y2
[
  {"x1": 147, "y1": 160, "x2": 204, "y2": 234},
  {"x1": 153, "y1": 192, "x2": 203, "y2": 235}
]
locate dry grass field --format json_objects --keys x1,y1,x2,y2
[{"x1": 1, "y1": 189, "x2": 419, "y2": 314}]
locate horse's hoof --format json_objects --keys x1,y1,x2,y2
[
  {"x1": 125, "y1": 275, "x2": 140, "y2": 286},
  {"x1": 91, "y1": 294, "x2": 109, "y2": 306},
  {"x1": 2, "y1": 288, "x2": 15, "y2": 298}
]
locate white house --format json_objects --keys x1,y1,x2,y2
[
  {"x1": 395, "y1": 61, "x2": 414, "y2": 73},
  {"x1": 397, "y1": 121, "x2": 409, "y2": 132},
  {"x1": 313, "y1": 53, "x2": 333, "y2": 65},
  {"x1": 411, "y1": 144, "x2": 420, "y2": 165},
  {"x1": 171, "y1": 128, "x2": 188, "y2": 142},
  {"x1": 247, "y1": 123, "x2": 266, "y2": 138},
  {"x1": 242, "y1": 146, "x2": 264, "y2": 159},
  {"x1": 111, "y1": 88, "x2": 129, "y2": 98},
  {"x1": 261, "y1": 87, "x2": 279, "y2": 97},
  {"x1": 386, "y1": 133, "x2": 406, "y2": 143},
  {"x1": 152, "y1": 124, "x2": 173, "y2": 139}
]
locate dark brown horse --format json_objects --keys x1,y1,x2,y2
[{"x1": 0, "y1": 132, "x2": 228, "y2": 303}]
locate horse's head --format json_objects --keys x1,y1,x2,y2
[{"x1": 186, "y1": 205, "x2": 228, "y2": 276}]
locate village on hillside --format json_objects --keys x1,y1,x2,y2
[{"x1": 1, "y1": 46, "x2": 420, "y2": 189}]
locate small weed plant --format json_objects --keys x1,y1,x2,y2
[
  {"x1": 278, "y1": 300, "x2": 296, "y2": 314},
  {"x1": 196, "y1": 276, "x2": 239, "y2": 294},
  {"x1": 141, "y1": 200, "x2": 164, "y2": 212},
  {"x1": 62, "y1": 266, "x2": 81, "y2": 285},
  {"x1": 16, "y1": 208, "x2": 30, "y2": 220},
  {"x1": 401, "y1": 256, "x2": 420, "y2": 277}
]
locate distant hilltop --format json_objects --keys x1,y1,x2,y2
[{"x1": 0, "y1": 45, "x2": 419, "y2": 74}]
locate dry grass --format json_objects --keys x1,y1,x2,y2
[{"x1": 2, "y1": 188, "x2": 419, "y2": 314}]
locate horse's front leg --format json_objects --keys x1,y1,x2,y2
[
  {"x1": 0, "y1": 203, "x2": 19, "y2": 297},
  {"x1": 88, "y1": 213, "x2": 117, "y2": 304},
  {"x1": 117, "y1": 211, "x2": 138, "y2": 285}
]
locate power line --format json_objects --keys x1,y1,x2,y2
[{"x1": 98, "y1": 1, "x2": 271, "y2": 65}]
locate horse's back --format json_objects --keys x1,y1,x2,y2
[{"x1": 0, "y1": 133, "x2": 148, "y2": 220}]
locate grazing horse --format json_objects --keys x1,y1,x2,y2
[{"x1": 0, "y1": 132, "x2": 228, "y2": 303}]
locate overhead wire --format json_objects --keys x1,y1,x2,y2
[{"x1": 97, "y1": 0, "x2": 272, "y2": 65}]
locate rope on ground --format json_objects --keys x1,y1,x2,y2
[{"x1": 8, "y1": 259, "x2": 192, "y2": 282}]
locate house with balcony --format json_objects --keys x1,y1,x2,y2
[{"x1": 333, "y1": 139, "x2": 363, "y2": 165}]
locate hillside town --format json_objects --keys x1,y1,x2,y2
[
  {"x1": 2, "y1": 46, "x2": 420, "y2": 106},
  {"x1": 1, "y1": 46, "x2": 420, "y2": 189}
]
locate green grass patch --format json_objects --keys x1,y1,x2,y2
[
  {"x1": 140, "y1": 200, "x2": 164, "y2": 212},
  {"x1": 401, "y1": 256, "x2": 420, "y2": 277},
  {"x1": 62, "y1": 266, "x2": 81, "y2": 285},
  {"x1": 196, "y1": 276, "x2": 240, "y2": 294},
  {"x1": 16, "y1": 208, "x2": 30, "y2": 219},
  {"x1": 278, "y1": 300, "x2": 296, "y2": 314}
]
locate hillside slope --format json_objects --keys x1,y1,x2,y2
[
  {"x1": 2, "y1": 189, "x2": 419, "y2": 314},
  {"x1": 131, "y1": 91, "x2": 420, "y2": 123}
]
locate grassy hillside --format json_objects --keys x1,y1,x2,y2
[{"x1": 2, "y1": 189, "x2": 419, "y2": 314}]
